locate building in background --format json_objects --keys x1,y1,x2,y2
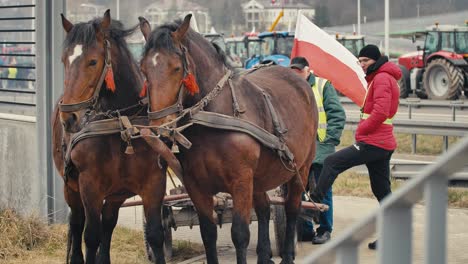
[
  {"x1": 66, "y1": 1, "x2": 107, "y2": 22},
  {"x1": 143, "y1": 0, "x2": 211, "y2": 33},
  {"x1": 242, "y1": 0, "x2": 315, "y2": 32}
]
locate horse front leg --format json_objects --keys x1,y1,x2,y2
[
  {"x1": 64, "y1": 187, "x2": 85, "y2": 264},
  {"x1": 186, "y1": 182, "x2": 219, "y2": 264},
  {"x1": 97, "y1": 199, "x2": 125, "y2": 264},
  {"x1": 254, "y1": 192, "x2": 274, "y2": 264},
  {"x1": 80, "y1": 183, "x2": 104, "y2": 264},
  {"x1": 231, "y1": 180, "x2": 254, "y2": 264},
  {"x1": 142, "y1": 183, "x2": 166, "y2": 264},
  {"x1": 281, "y1": 171, "x2": 307, "y2": 264}
]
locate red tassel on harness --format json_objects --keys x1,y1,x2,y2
[
  {"x1": 181, "y1": 73, "x2": 199, "y2": 96},
  {"x1": 105, "y1": 67, "x2": 116, "y2": 92},
  {"x1": 140, "y1": 80, "x2": 148, "y2": 98}
]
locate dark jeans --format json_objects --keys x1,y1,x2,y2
[
  {"x1": 314, "y1": 142, "x2": 394, "y2": 203},
  {"x1": 305, "y1": 164, "x2": 333, "y2": 233}
]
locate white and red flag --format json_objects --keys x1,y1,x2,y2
[{"x1": 291, "y1": 14, "x2": 367, "y2": 106}]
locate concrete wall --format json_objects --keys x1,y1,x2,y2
[{"x1": 0, "y1": 113, "x2": 46, "y2": 216}]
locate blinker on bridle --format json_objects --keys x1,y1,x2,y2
[
  {"x1": 59, "y1": 39, "x2": 115, "y2": 113},
  {"x1": 146, "y1": 45, "x2": 199, "y2": 121}
]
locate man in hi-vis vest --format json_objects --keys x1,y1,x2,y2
[{"x1": 290, "y1": 57, "x2": 346, "y2": 244}]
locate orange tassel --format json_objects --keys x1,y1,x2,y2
[
  {"x1": 140, "y1": 80, "x2": 148, "y2": 98},
  {"x1": 105, "y1": 67, "x2": 116, "y2": 92},
  {"x1": 181, "y1": 73, "x2": 199, "y2": 96}
]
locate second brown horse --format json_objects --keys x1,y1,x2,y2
[{"x1": 138, "y1": 15, "x2": 317, "y2": 264}]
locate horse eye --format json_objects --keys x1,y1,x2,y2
[
  {"x1": 174, "y1": 67, "x2": 181, "y2": 72},
  {"x1": 88, "y1": 60, "x2": 97, "y2": 66}
]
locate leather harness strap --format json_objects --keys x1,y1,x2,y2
[
  {"x1": 64, "y1": 116, "x2": 148, "y2": 166},
  {"x1": 190, "y1": 111, "x2": 294, "y2": 162}
]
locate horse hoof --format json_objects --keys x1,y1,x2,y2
[
  {"x1": 257, "y1": 260, "x2": 275, "y2": 264},
  {"x1": 279, "y1": 258, "x2": 294, "y2": 264}
]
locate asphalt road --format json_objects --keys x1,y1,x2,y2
[{"x1": 117, "y1": 195, "x2": 468, "y2": 264}]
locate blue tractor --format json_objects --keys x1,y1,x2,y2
[{"x1": 245, "y1": 31, "x2": 295, "y2": 69}]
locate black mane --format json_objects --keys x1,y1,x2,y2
[
  {"x1": 143, "y1": 19, "x2": 230, "y2": 68},
  {"x1": 64, "y1": 18, "x2": 137, "y2": 51},
  {"x1": 63, "y1": 18, "x2": 143, "y2": 113}
]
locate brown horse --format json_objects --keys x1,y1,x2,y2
[
  {"x1": 52, "y1": 10, "x2": 181, "y2": 264},
  {"x1": 138, "y1": 15, "x2": 317, "y2": 264}
]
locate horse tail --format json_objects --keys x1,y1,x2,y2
[{"x1": 66, "y1": 215, "x2": 72, "y2": 264}]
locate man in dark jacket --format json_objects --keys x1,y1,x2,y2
[
  {"x1": 290, "y1": 57, "x2": 346, "y2": 244},
  {"x1": 309, "y1": 45, "x2": 401, "y2": 249}
]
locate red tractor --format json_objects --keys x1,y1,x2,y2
[{"x1": 398, "y1": 23, "x2": 468, "y2": 100}]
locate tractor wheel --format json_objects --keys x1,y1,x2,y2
[
  {"x1": 423, "y1": 58, "x2": 464, "y2": 100},
  {"x1": 398, "y1": 65, "x2": 411, "y2": 98}
]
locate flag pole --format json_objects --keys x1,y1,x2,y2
[{"x1": 384, "y1": 0, "x2": 389, "y2": 56}]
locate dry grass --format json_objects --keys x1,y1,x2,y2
[
  {"x1": 333, "y1": 171, "x2": 468, "y2": 208},
  {"x1": 339, "y1": 130, "x2": 461, "y2": 155},
  {"x1": 0, "y1": 208, "x2": 203, "y2": 264},
  {"x1": 0, "y1": 208, "x2": 65, "y2": 262}
]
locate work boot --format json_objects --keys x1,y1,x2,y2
[
  {"x1": 312, "y1": 231, "x2": 331, "y2": 244},
  {"x1": 298, "y1": 230, "x2": 316, "y2": 242},
  {"x1": 368, "y1": 240, "x2": 377, "y2": 250}
]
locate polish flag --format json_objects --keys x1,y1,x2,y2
[{"x1": 291, "y1": 14, "x2": 367, "y2": 106}]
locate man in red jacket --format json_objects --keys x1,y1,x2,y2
[{"x1": 309, "y1": 44, "x2": 401, "y2": 250}]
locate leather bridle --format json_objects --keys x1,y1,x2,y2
[
  {"x1": 147, "y1": 46, "x2": 190, "y2": 121},
  {"x1": 59, "y1": 39, "x2": 113, "y2": 113}
]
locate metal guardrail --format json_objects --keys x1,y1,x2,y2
[
  {"x1": 351, "y1": 159, "x2": 468, "y2": 187},
  {"x1": 304, "y1": 136, "x2": 468, "y2": 264},
  {"x1": 345, "y1": 117, "x2": 468, "y2": 137},
  {"x1": 340, "y1": 97, "x2": 467, "y2": 122}
]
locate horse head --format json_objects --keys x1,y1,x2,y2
[
  {"x1": 139, "y1": 14, "x2": 228, "y2": 127},
  {"x1": 138, "y1": 15, "x2": 197, "y2": 127},
  {"x1": 59, "y1": 10, "x2": 142, "y2": 133}
]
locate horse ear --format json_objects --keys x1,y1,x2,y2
[
  {"x1": 61, "y1": 13, "x2": 73, "y2": 33},
  {"x1": 101, "y1": 9, "x2": 111, "y2": 31},
  {"x1": 138, "y1": 16, "x2": 151, "y2": 41},
  {"x1": 171, "y1": 14, "x2": 192, "y2": 42}
]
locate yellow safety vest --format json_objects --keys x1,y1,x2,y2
[
  {"x1": 312, "y1": 77, "x2": 328, "y2": 142},
  {"x1": 8, "y1": 67, "x2": 17, "y2": 79},
  {"x1": 360, "y1": 80, "x2": 394, "y2": 125}
]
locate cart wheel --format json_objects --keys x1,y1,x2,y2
[{"x1": 143, "y1": 206, "x2": 173, "y2": 262}]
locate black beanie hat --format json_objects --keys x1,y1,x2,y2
[{"x1": 358, "y1": 44, "x2": 381, "y2": 61}]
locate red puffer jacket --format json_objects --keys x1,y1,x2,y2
[{"x1": 355, "y1": 60, "x2": 401, "y2": 151}]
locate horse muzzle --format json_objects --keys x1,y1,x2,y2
[{"x1": 60, "y1": 111, "x2": 84, "y2": 133}]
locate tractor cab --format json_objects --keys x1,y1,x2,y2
[
  {"x1": 245, "y1": 31, "x2": 294, "y2": 69},
  {"x1": 203, "y1": 33, "x2": 227, "y2": 52},
  {"x1": 225, "y1": 35, "x2": 262, "y2": 68},
  {"x1": 335, "y1": 34, "x2": 366, "y2": 57},
  {"x1": 397, "y1": 22, "x2": 468, "y2": 100}
]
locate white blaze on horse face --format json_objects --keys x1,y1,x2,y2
[
  {"x1": 152, "y1": 53, "x2": 159, "y2": 67},
  {"x1": 68, "y1": 44, "x2": 83, "y2": 66}
]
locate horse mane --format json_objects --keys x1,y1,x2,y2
[
  {"x1": 143, "y1": 20, "x2": 231, "y2": 70},
  {"x1": 63, "y1": 18, "x2": 143, "y2": 113}
]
